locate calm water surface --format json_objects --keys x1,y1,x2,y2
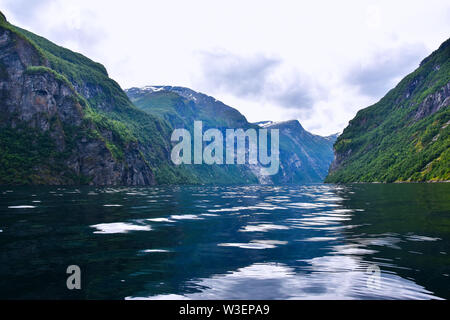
[{"x1": 0, "y1": 184, "x2": 449, "y2": 299}]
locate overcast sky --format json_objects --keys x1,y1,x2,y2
[{"x1": 1, "y1": 0, "x2": 449, "y2": 135}]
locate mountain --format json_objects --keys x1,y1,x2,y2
[
  {"x1": 326, "y1": 38, "x2": 450, "y2": 183},
  {"x1": 0, "y1": 11, "x2": 335, "y2": 186},
  {"x1": 126, "y1": 86, "x2": 336, "y2": 183},
  {"x1": 258, "y1": 120, "x2": 337, "y2": 183},
  {"x1": 126, "y1": 86, "x2": 249, "y2": 129},
  {"x1": 0, "y1": 12, "x2": 190, "y2": 185},
  {"x1": 126, "y1": 86, "x2": 261, "y2": 184}
]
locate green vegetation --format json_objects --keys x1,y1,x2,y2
[
  {"x1": 1, "y1": 13, "x2": 198, "y2": 185},
  {"x1": 128, "y1": 89, "x2": 260, "y2": 184},
  {"x1": 326, "y1": 38, "x2": 450, "y2": 183},
  {"x1": 0, "y1": 123, "x2": 91, "y2": 185},
  {"x1": 25, "y1": 66, "x2": 74, "y2": 89},
  {"x1": 129, "y1": 89, "x2": 249, "y2": 129}
]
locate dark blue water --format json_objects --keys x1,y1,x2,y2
[{"x1": 0, "y1": 184, "x2": 449, "y2": 299}]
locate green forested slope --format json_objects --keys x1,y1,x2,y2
[
  {"x1": 0, "y1": 12, "x2": 193, "y2": 184},
  {"x1": 326, "y1": 38, "x2": 450, "y2": 183}
]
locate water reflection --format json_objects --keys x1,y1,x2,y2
[
  {"x1": 128, "y1": 259, "x2": 438, "y2": 300},
  {"x1": 0, "y1": 183, "x2": 449, "y2": 299},
  {"x1": 91, "y1": 222, "x2": 152, "y2": 234}
]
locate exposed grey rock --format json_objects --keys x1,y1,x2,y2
[{"x1": 413, "y1": 82, "x2": 450, "y2": 121}]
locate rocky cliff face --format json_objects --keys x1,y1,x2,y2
[
  {"x1": 0, "y1": 14, "x2": 156, "y2": 185},
  {"x1": 327, "y1": 38, "x2": 450, "y2": 183},
  {"x1": 413, "y1": 82, "x2": 450, "y2": 121}
]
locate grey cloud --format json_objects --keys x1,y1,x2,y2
[
  {"x1": 271, "y1": 76, "x2": 316, "y2": 110},
  {"x1": 199, "y1": 51, "x2": 280, "y2": 97},
  {"x1": 197, "y1": 51, "x2": 317, "y2": 110},
  {"x1": 346, "y1": 43, "x2": 427, "y2": 97}
]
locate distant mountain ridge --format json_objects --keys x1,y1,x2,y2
[
  {"x1": 257, "y1": 120, "x2": 337, "y2": 183},
  {"x1": 126, "y1": 86, "x2": 249, "y2": 129},
  {"x1": 126, "y1": 86, "x2": 337, "y2": 183}
]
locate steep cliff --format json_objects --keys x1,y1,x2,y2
[
  {"x1": 326, "y1": 38, "x2": 450, "y2": 183},
  {"x1": 0, "y1": 12, "x2": 186, "y2": 185}
]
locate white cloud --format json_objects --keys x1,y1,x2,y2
[{"x1": 0, "y1": 0, "x2": 449, "y2": 135}]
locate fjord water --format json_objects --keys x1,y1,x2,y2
[{"x1": 0, "y1": 184, "x2": 449, "y2": 300}]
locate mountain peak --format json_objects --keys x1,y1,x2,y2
[
  {"x1": 257, "y1": 119, "x2": 305, "y2": 131},
  {"x1": 325, "y1": 133, "x2": 340, "y2": 143},
  {"x1": 127, "y1": 85, "x2": 219, "y2": 104}
]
